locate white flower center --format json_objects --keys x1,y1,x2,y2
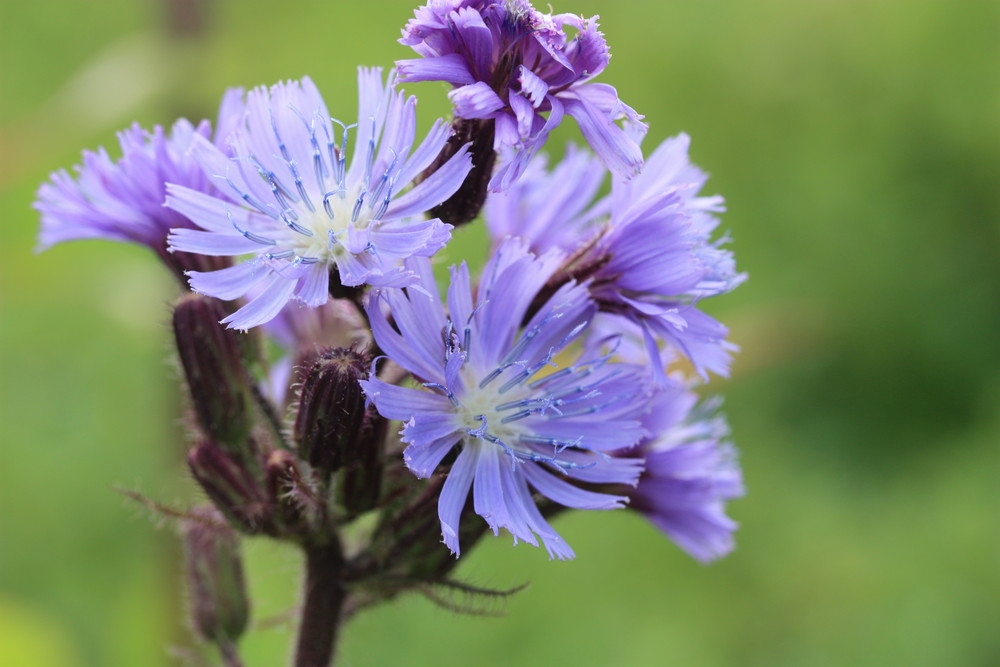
[{"x1": 276, "y1": 185, "x2": 375, "y2": 264}]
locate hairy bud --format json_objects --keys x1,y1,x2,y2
[
  {"x1": 182, "y1": 508, "x2": 249, "y2": 649},
  {"x1": 265, "y1": 449, "x2": 317, "y2": 531},
  {"x1": 188, "y1": 441, "x2": 270, "y2": 535},
  {"x1": 173, "y1": 294, "x2": 252, "y2": 449},
  {"x1": 293, "y1": 347, "x2": 368, "y2": 475}
]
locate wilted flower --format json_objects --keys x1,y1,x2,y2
[{"x1": 398, "y1": 0, "x2": 644, "y2": 190}]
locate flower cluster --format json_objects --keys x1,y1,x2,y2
[{"x1": 36, "y1": 2, "x2": 744, "y2": 659}]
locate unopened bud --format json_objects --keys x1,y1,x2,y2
[
  {"x1": 173, "y1": 294, "x2": 251, "y2": 449},
  {"x1": 338, "y1": 407, "x2": 387, "y2": 516},
  {"x1": 293, "y1": 347, "x2": 368, "y2": 475},
  {"x1": 188, "y1": 441, "x2": 270, "y2": 534},
  {"x1": 182, "y1": 508, "x2": 249, "y2": 647},
  {"x1": 265, "y1": 449, "x2": 314, "y2": 530}
]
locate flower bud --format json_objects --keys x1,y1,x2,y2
[
  {"x1": 293, "y1": 347, "x2": 368, "y2": 475},
  {"x1": 265, "y1": 449, "x2": 314, "y2": 531},
  {"x1": 188, "y1": 441, "x2": 270, "y2": 534},
  {"x1": 182, "y1": 508, "x2": 249, "y2": 647},
  {"x1": 337, "y1": 407, "x2": 387, "y2": 516},
  {"x1": 173, "y1": 294, "x2": 252, "y2": 450}
]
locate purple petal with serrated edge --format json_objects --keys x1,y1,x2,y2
[
  {"x1": 293, "y1": 264, "x2": 330, "y2": 307},
  {"x1": 511, "y1": 467, "x2": 574, "y2": 560},
  {"x1": 495, "y1": 461, "x2": 540, "y2": 548},
  {"x1": 187, "y1": 261, "x2": 267, "y2": 300},
  {"x1": 168, "y1": 228, "x2": 263, "y2": 255},
  {"x1": 524, "y1": 464, "x2": 627, "y2": 510},
  {"x1": 446, "y1": 262, "x2": 474, "y2": 331},
  {"x1": 361, "y1": 378, "x2": 453, "y2": 420},
  {"x1": 395, "y1": 119, "x2": 451, "y2": 186},
  {"x1": 221, "y1": 273, "x2": 298, "y2": 331},
  {"x1": 439, "y1": 445, "x2": 479, "y2": 555},
  {"x1": 165, "y1": 184, "x2": 255, "y2": 234},
  {"x1": 403, "y1": 433, "x2": 461, "y2": 478},
  {"x1": 366, "y1": 294, "x2": 445, "y2": 384},
  {"x1": 396, "y1": 54, "x2": 475, "y2": 84},
  {"x1": 560, "y1": 89, "x2": 643, "y2": 180},
  {"x1": 449, "y1": 82, "x2": 506, "y2": 119},
  {"x1": 370, "y1": 219, "x2": 452, "y2": 256},
  {"x1": 518, "y1": 66, "x2": 549, "y2": 107},
  {"x1": 472, "y1": 444, "x2": 512, "y2": 537},
  {"x1": 386, "y1": 145, "x2": 471, "y2": 219},
  {"x1": 401, "y1": 414, "x2": 464, "y2": 447}
]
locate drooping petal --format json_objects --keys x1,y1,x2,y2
[
  {"x1": 187, "y1": 261, "x2": 267, "y2": 300},
  {"x1": 221, "y1": 273, "x2": 299, "y2": 331}
]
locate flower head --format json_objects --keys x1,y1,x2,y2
[
  {"x1": 628, "y1": 383, "x2": 744, "y2": 562},
  {"x1": 361, "y1": 239, "x2": 649, "y2": 559},
  {"x1": 486, "y1": 134, "x2": 745, "y2": 381},
  {"x1": 397, "y1": 0, "x2": 644, "y2": 190},
  {"x1": 166, "y1": 69, "x2": 473, "y2": 330},
  {"x1": 34, "y1": 89, "x2": 243, "y2": 275}
]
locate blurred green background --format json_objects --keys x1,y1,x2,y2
[{"x1": 2, "y1": 0, "x2": 998, "y2": 665}]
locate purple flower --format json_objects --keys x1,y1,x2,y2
[
  {"x1": 166, "y1": 69, "x2": 473, "y2": 331},
  {"x1": 397, "y1": 0, "x2": 644, "y2": 191},
  {"x1": 34, "y1": 89, "x2": 243, "y2": 275},
  {"x1": 486, "y1": 134, "x2": 745, "y2": 381},
  {"x1": 361, "y1": 239, "x2": 649, "y2": 559},
  {"x1": 628, "y1": 384, "x2": 744, "y2": 562},
  {"x1": 485, "y1": 143, "x2": 608, "y2": 254}
]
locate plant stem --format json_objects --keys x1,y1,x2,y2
[
  {"x1": 293, "y1": 540, "x2": 346, "y2": 667},
  {"x1": 219, "y1": 639, "x2": 245, "y2": 667}
]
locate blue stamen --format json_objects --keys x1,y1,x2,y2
[
  {"x1": 352, "y1": 191, "x2": 366, "y2": 222},
  {"x1": 500, "y1": 310, "x2": 563, "y2": 367},
  {"x1": 269, "y1": 111, "x2": 292, "y2": 163},
  {"x1": 220, "y1": 170, "x2": 278, "y2": 219},
  {"x1": 372, "y1": 193, "x2": 391, "y2": 222},
  {"x1": 364, "y1": 114, "x2": 377, "y2": 186},
  {"x1": 248, "y1": 154, "x2": 298, "y2": 208},
  {"x1": 287, "y1": 160, "x2": 315, "y2": 213},
  {"x1": 479, "y1": 360, "x2": 529, "y2": 389},
  {"x1": 527, "y1": 366, "x2": 572, "y2": 389},
  {"x1": 467, "y1": 414, "x2": 489, "y2": 438},
  {"x1": 423, "y1": 382, "x2": 459, "y2": 407},
  {"x1": 281, "y1": 209, "x2": 313, "y2": 236},
  {"x1": 369, "y1": 151, "x2": 398, "y2": 204},
  {"x1": 228, "y1": 209, "x2": 275, "y2": 246},
  {"x1": 499, "y1": 410, "x2": 532, "y2": 424},
  {"x1": 331, "y1": 120, "x2": 355, "y2": 190}
]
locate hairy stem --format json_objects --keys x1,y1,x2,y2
[{"x1": 293, "y1": 540, "x2": 346, "y2": 667}]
